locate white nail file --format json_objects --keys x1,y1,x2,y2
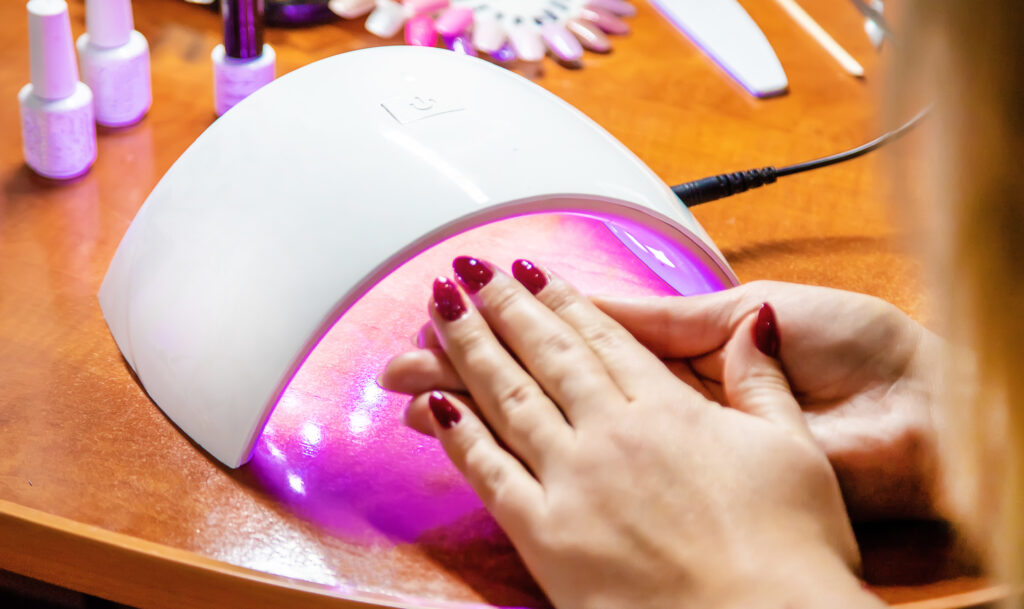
[{"x1": 648, "y1": 0, "x2": 788, "y2": 97}]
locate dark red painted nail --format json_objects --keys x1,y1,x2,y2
[
  {"x1": 428, "y1": 391, "x2": 461, "y2": 429},
  {"x1": 753, "y1": 302, "x2": 780, "y2": 358},
  {"x1": 433, "y1": 277, "x2": 467, "y2": 321},
  {"x1": 511, "y1": 259, "x2": 547, "y2": 295},
  {"x1": 452, "y1": 256, "x2": 493, "y2": 294}
]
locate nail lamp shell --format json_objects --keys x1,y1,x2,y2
[{"x1": 98, "y1": 47, "x2": 737, "y2": 468}]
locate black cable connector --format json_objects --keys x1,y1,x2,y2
[
  {"x1": 671, "y1": 167, "x2": 778, "y2": 206},
  {"x1": 672, "y1": 106, "x2": 930, "y2": 208}
]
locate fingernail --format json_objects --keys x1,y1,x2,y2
[
  {"x1": 452, "y1": 256, "x2": 493, "y2": 294},
  {"x1": 508, "y1": 23, "x2": 545, "y2": 62},
  {"x1": 444, "y1": 32, "x2": 477, "y2": 56},
  {"x1": 428, "y1": 391, "x2": 461, "y2": 428},
  {"x1": 511, "y1": 259, "x2": 547, "y2": 294},
  {"x1": 435, "y1": 6, "x2": 473, "y2": 37},
  {"x1": 585, "y1": 0, "x2": 636, "y2": 17},
  {"x1": 404, "y1": 14, "x2": 437, "y2": 47},
  {"x1": 433, "y1": 277, "x2": 467, "y2": 321},
  {"x1": 489, "y1": 41, "x2": 517, "y2": 63},
  {"x1": 579, "y1": 6, "x2": 630, "y2": 35},
  {"x1": 753, "y1": 302, "x2": 780, "y2": 358},
  {"x1": 472, "y1": 15, "x2": 506, "y2": 53},
  {"x1": 541, "y1": 22, "x2": 584, "y2": 62},
  {"x1": 566, "y1": 18, "x2": 611, "y2": 52}
]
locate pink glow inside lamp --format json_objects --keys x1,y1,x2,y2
[
  {"x1": 99, "y1": 48, "x2": 736, "y2": 597},
  {"x1": 18, "y1": 0, "x2": 97, "y2": 180}
]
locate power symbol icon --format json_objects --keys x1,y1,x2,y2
[{"x1": 410, "y1": 96, "x2": 435, "y2": 111}]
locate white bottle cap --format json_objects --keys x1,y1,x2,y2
[
  {"x1": 27, "y1": 0, "x2": 79, "y2": 100},
  {"x1": 85, "y1": 0, "x2": 134, "y2": 48}
]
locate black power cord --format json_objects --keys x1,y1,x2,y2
[{"x1": 671, "y1": 107, "x2": 930, "y2": 208}]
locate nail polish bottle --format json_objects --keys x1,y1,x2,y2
[
  {"x1": 76, "y1": 0, "x2": 152, "y2": 128},
  {"x1": 212, "y1": 0, "x2": 276, "y2": 117},
  {"x1": 18, "y1": 0, "x2": 97, "y2": 180}
]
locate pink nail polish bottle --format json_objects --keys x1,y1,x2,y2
[
  {"x1": 18, "y1": 0, "x2": 97, "y2": 180},
  {"x1": 212, "y1": 0, "x2": 276, "y2": 117},
  {"x1": 76, "y1": 0, "x2": 152, "y2": 128}
]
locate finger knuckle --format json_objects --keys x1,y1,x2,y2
[
  {"x1": 581, "y1": 322, "x2": 628, "y2": 355},
  {"x1": 781, "y1": 440, "x2": 837, "y2": 490},
  {"x1": 734, "y1": 369, "x2": 791, "y2": 397},
  {"x1": 448, "y1": 323, "x2": 491, "y2": 355},
  {"x1": 536, "y1": 330, "x2": 580, "y2": 361},
  {"x1": 487, "y1": 284, "x2": 529, "y2": 319},
  {"x1": 540, "y1": 282, "x2": 578, "y2": 316},
  {"x1": 463, "y1": 441, "x2": 509, "y2": 498},
  {"x1": 495, "y1": 381, "x2": 543, "y2": 416}
]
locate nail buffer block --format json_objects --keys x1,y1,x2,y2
[{"x1": 649, "y1": 0, "x2": 788, "y2": 97}]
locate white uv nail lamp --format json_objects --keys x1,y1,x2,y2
[{"x1": 99, "y1": 46, "x2": 738, "y2": 469}]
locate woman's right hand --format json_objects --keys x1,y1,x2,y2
[{"x1": 593, "y1": 281, "x2": 945, "y2": 521}]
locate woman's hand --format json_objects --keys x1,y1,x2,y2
[
  {"x1": 592, "y1": 281, "x2": 945, "y2": 522},
  {"x1": 390, "y1": 279, "x2": 946, "y2": 522},
  {"x1": 381, "y1": 259, "x2": 881, "y2": 609}
]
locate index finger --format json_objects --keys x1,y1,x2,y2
[{"x1": 591, "y1": 285, "x2": 758, "y2": 358}]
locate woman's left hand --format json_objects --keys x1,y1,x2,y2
[{"x1": 380, "y1": 257, "x2": 880, "y2": 609}]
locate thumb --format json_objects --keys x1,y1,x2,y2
[
  {"x1": 723, "y1": 303, "x2": 812, "y2": 443},
  {"x1": 591, "y1": 288, "x2": 745, "y2": 358}
]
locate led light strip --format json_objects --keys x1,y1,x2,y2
[{"x1": 329, "y1": 0, "x2": 635, "y2": 65}]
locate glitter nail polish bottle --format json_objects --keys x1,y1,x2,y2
[
  {"x1": 212, "y1": 0, "x2": 276, "y2": 117},
  {"x1": 18, "y1": 0, "x2": 97, "y2": 180},
  {"x1": 76, "y1": 0, "x2": 152, "y2": 128}
]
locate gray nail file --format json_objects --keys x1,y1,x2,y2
[{"x1": 648, "y1": 0, "x2": 789, "y2": 97}]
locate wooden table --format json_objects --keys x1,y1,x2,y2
[{"x1": 0, "y1": 0, "x2": 1002, "y2": 607}]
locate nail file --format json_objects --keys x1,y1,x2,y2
[{"x1": 648, "y1": 0, "x2": 788, "y2": 97}]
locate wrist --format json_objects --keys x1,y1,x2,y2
[
  {"x1": 908, "y1": 328, "x2": 957, "y2": 522},
  {"x1": 707, "y1": 544, "x2": 885, "y2": 609}
]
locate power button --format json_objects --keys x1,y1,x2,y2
[{"x1": 381, "y1": 93, "x2": 464, "y2": 124}]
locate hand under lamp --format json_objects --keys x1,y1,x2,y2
[{"x1": 99, "y1": 46, "x2": 738, "y2": 469}]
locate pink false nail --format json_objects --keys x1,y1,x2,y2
[
  {"x1": 435, "y1": 6, "x2": 473, "y2": 37},
  {"x1": 404, "y1": 0, "x2": 448, "y2": 16},
  {"x1": 566, "y1": 18, "x2": 611, "y2": 52},
  {"x1": 585, "y1": 0, "x2": 637, "y2": 17},
  {"x1": 444, "y1": 33, "x2": 478, "y2": 56},
  {"x1": 508, "y1": 24, "x2": 545, "y2": 62},
  {"x1": 328, "y1": 0, "x2": 376, "y2": 18},
  {"x1": 580, "y1": 6, "x2": 630, "y2": 35},
  {"x1": 365, "y1": 0, "x2": 406, "y2": 38},
  {"x1": 405, "y1": 14, "x2": 437, "y2": 46},
  {"x1": 472, "y1": 15, "x2": 506, "y2": 53},
  {"x1": 541, "y1": 22, "x2": 584, "y2": 62}
]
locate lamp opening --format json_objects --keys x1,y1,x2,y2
[{"x1": 248, "y1": 208, "x2": 730, "y2": 547}]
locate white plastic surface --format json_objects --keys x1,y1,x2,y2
[
  {"x1": 27, "y1": 0, "x2": 79, "y2": 100},
  {"x1": 84, "y1": 0, "x2": 134, "y2": 48},
  {"x1": 99, "y1": 47, "x2": 736, "y2": 468},
  {"x1": 649, "y1": 0, "x2": 788, "y2": 97}
]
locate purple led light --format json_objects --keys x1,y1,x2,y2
[{"x1": 245, "y1": 210, "x2": 729, "y2": 606}]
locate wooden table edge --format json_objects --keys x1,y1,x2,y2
[
  {"x1": 0, "y1": 499, "x2": 436, "y2": 608},
  {"x1": 0, "y1": 499, "x2": 1009, "y2": 609}
]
